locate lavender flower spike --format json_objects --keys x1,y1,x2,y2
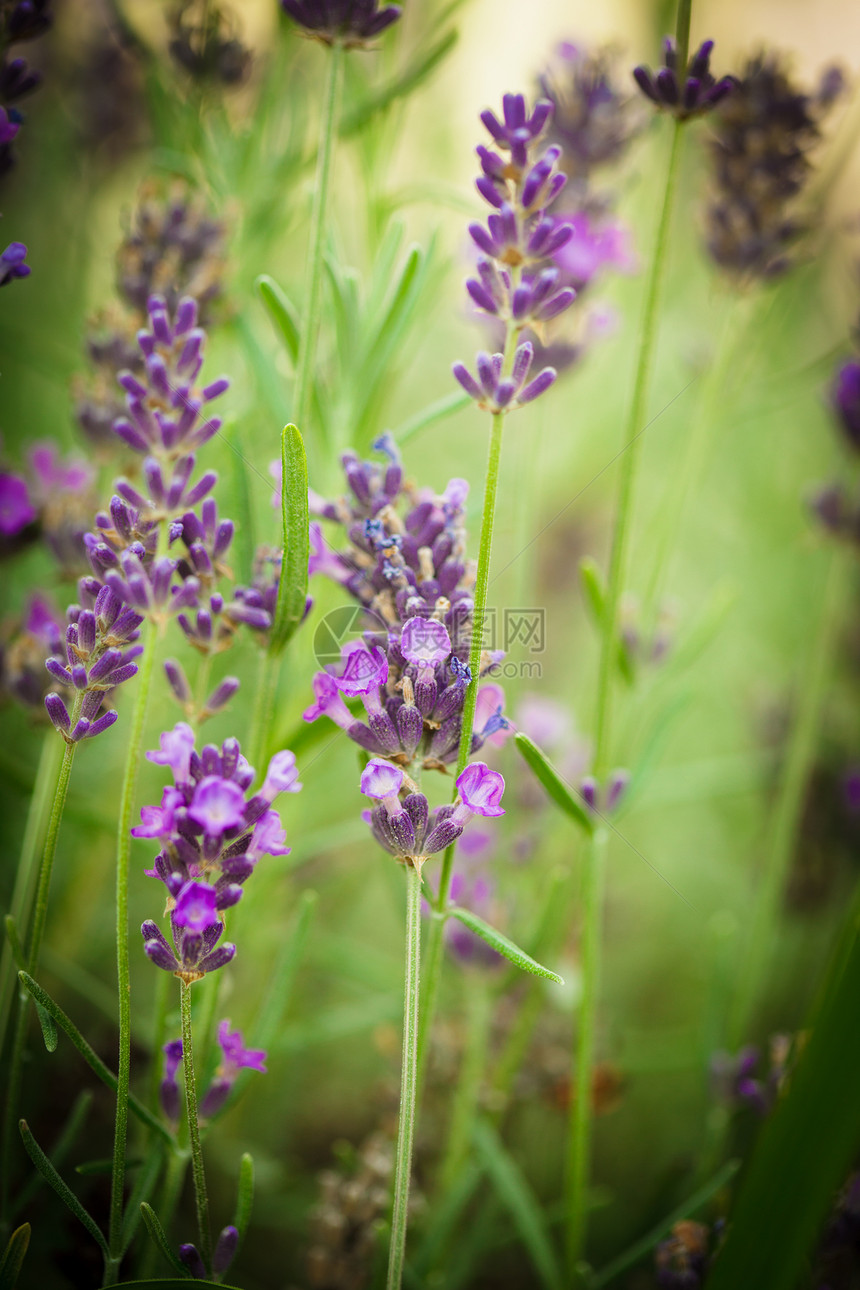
[
  {"x1": 633, "y1": 38, "x2": 735, "y2": 120},
  {"x1": 453, "y1": 343, "x2": 556, "y2": 414}
]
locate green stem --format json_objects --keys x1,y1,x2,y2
[
  {"x1": 293, "y1": 40, "x2": 345, "y2": 444},
  {"x1": 566, "y1": 827, "x2": 608, "y2": 1279},
  {"x1": 728, "y1": 547, "x2": 847, "y2": 1047},
  {"x1": 417, "y1": 409, "x2": 506, "y2": 1085},
  {"x1": 1, "y1": 712, "x2": 80, "y2": 1225},
  {"x1": 0, "y1": 730, "x2": 63, "y2": 1053},
  {"x1": 386, "y1": 862, "x2": 423, "y2": 1290},
  {"x1": 181, "y1": 981, "x2": 212, "y2": 1276},
  {"x1": 592, "y1": 117, "x2": 684, "y2": 779},
  {"x1": 107, "y1": 617, "x2": 160, "y2": 1279}
]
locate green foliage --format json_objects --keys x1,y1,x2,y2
[
  {"x1": 514, "y1": 733, "x2": 594, "y2": 835},
  {"x1": 0, "y1": 1224, "x2": 30, "y2": 1290},
  {"x1": 448, "y1": 907, "x2": 564, "y2": 983}
]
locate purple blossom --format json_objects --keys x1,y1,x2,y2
[
  {"x1": 551, "y1": 211, "x2": 636, "y2": 291},
  {"x1": 141, "y1": 911, "x2": 235, "y2": 984},
  {"x1": 360, "y1": 758, "x2": 405, "y2": 802},
  {"x1": 0, "y1": 471, "x2": 35, "y2": 535},
  {"x1": 187, "y1": 777, "x2": 247, "y2": 839},
  {"x1": 580, "y1": 769, "x2": 630, "y2": 816},
  {"x1": 480, "y1": 93, "x2": 553, "y2": 170},
  {"x1": 262, "y1": 749, "x2": 302, "y2": 796},
  {"x1": 456, "y1": 762, "x2": 506, "y2": 818},
  {"x1": 0, "y1": 241, "x2": 30, "y2": 286},
  {"x1": 453, "y1": 342, "x2": 556, "y2": 414},
  {"x1": 280, "y1": 0, "x2": 401, "y2": 46},
  {"x1": 198, "y1": 1020, "x2": 267, "y2": 1119},
  {"x1": 147, "y1": 721, "x2": 196, "y2": 784},
  {"x1": 400, "y1": 617, "x2": 452, "y2": 670},
  {"x1": 331, "y1": 641, "x2": 389, "y2": 697},
  {"x1": 160, "y1": 1038, "x2": 184, "y2": 1120},
  {"x1": 833, "y1": 359, "x2": 860, "y2": 454},
  {"x1": 633, "y1": 38, "x2": 735, "y2": 120}
]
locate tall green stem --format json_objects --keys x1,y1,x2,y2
[
  {"x1": 293, "y1": 40, "x2": 344, "y2": 445},
  {"x1": 0, "y1": 730, "x2": 63, "y2": 1052},
  {"x1": 386, "y1": 862, "x2": 423, "y2": 1290},
  {"x1": 181, "y1": 981, "x2": 212, "y2": 1275},
  {"x1": 565, "y1": 827, "x2": 607, "y2": 1277},
  {"x1": 592, "y1": 118, "x2": 684, "y2": 778},
  {"x1": 417, "y1": 408, "x2": 506, "y2": 1083},
  {"x1": 106, "y1": 617, "x2": 160, "y2": 1283},
  {"x1": 728, "y1": 547, "x2": 847, "y2": 1047},
  {"x1": 1, "y1": 705, "x2": 81, "y2": 1224},
  {"x1": 568, "y1": 117, "x2": 685, "y2": 1282}
]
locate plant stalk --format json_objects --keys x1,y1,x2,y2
[
  {"x1": 386, "y1": 862, "x2": 423, "y2": 1290},
  {"x1": 107, "y1": 616, "x2": 160, "y2": 1280},
  {"x1": 181, "y1": 981, "x2": 212, "y2": 1275}
]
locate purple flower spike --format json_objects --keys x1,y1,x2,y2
[
  {"x1": 456, "y1": 762, "x2": 506, "y2": 818},
  {"x1": 172, "y1": 880, "x2": 221, "y2": 932},
  {"x1": 633, "y1": 37, "x2": 735, "y2": 120},
  {"x1": 280, "y1": 0, "x2": 401, "y2": 46},
  {"x1": 453, "y1": 345, "x2": 557, "y2": 414},
  {"x1": 0, "y1": 242, "x2": 31, "y2": 288}
]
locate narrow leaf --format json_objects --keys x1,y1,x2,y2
[
  {"x1": 448, "y1": 908, "x2": 564, "y2": 984},
  {"x1": 18, "y1": 1120, "x2": 108, "y2": 1257},
  {"x1": 3, "y1": 916, "x2": 25, "y2": 970},
  {"x1": 34, "y1": 999, "x2": 57, "y2": 1052},
  {"x1": 515, "y1": 733, "x2": 594, "y2": 835},
  {"x1": 17, "y1": 973, "x2": 171, "y2": 1143},
  {"x1": 0, "y1": 1224, "x2": 30, "y2": 1290},
  {"x1": 472, "y1": 1117, "x2": 563, "y2": 1290},
  {"x1": 139, "y1": 1202, "x2": 191, "y2": 1278},
  {"x1": 234, "y1": 1153, "x2": 254, "y2": 1246},
  {"x1": 270, "y1": 423, "x2": 309, "y2": 656},
  {"x1": 579, "y1": 557, "x2": 606, "y2": 625},
  {"x1": 256, "y1": 274, "x2": 300, "y2": 362},
  {"x1": 11, "y1": 1090, "x2": 93, "y2": 1219}
]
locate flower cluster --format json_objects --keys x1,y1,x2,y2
[
  {"x1": 304, "y1": 437, "x2": 510, "y2": 770},
  {"x1": 454, "y1": 92, "x2": 577, "y2": 410},
  {"x1": 74, "y1": 181, "x2": 226, "y2": 449},
  {"x1": 304, "y1": 439, "x2": 509, "y2": 865},
  {"x1": 1, "y1": 0, "x2": 52, "y2": 177},
  {"x1": 43, "y1": 583, "x2": 143, "y2": 743},
  {"x1": 634, "y1": 38, "x2": 734, "y2": 120},
  {"x1": 705, "y1": 55, "x2": 841, "y2": 280},
  {"x1": 280, "y1": 0, "x2": 401, "y2": 48},
  {"x1": 137, "y1": 723, "x2": 300, "y2": 983},
  {"x1": 168, "y1": 0, "x2": 251, "y2": 86}
]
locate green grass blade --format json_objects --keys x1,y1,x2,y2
[
  {"x1": 256, "y1": 274, "x2": 300, "y2": 363},
  {"x1": 11, "y1": 1090, "x2": 93, "y2": 1219},
  {"x1": 448, "y1": 908, "x2": 564, "y2": 984},
  {"x1": 233, "y1": 1152, "x2": 254, "y2": 1248},
  {"x1": 472, "y1": 1117, "x2": 563, "y2": 1290},
  {"x1": 270, "y1": 423, "x2": 309, "y2": 655},
  {"x1": 515, "y1": 733, "x2": 594, "y2": 835},
  {"x1": 0, "y1": 1223, "x2": 30, "y2": 1290},
  {"x1": 18, "y1": 1120, "x2": 108, "y2": 1258}
]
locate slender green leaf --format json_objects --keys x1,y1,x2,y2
[
  {"x1": 233, "y1": 1153, "x2": 254, "y2": 1247},
  {"x1": 3, "y1": 916, "x2": 24, "y2": 970},
  {"x1": 270, "y1": 424, "x2": 309, "y2": 655},
  {"x1": 472, "y1": 1118, "x2": 563, "y2": 1290},
  {"x1": 706, "y1": 895, "x2": 860, "y2": 1290},
  {"x1": 34, "y1": 999, "x2": 57, "y2": 1053},
  {"x1": 18, "y1": 1121, "x2": 108, "y2": 1258},
  {"x1": 515, "y1": 733, "x2": 594, "y2": 835},
  {"x1": 139, "y1": 1203, "x2": 191, "y2": 1278},
  {"x1": 393, "y1": 390, "x2": 472, "y2": 445},
  {"x1": 256, "y1": 274, "x2": 300, "y2": 362},
  {"x1": 448, "y1": 908, "x2": 564, "y2": 984},
  {"x1": 0, "y1": 1224, "x2": 30, "y2": 1290},
  {"x1": 591, "y1": 1158, "x2": 739, "y2": 1287},
  {"x1": 17, "y1": 974, "x2": 171, "y2": 1143},
  {"x1": 579, "y1": 557, "x2": 606, "y2": 625},
  {"x1": 340, "y1": 28, "x2": 459, "y2": 137},
  {"x1": 365, "y1": 245, "x2": 422, "y2": 357}
]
